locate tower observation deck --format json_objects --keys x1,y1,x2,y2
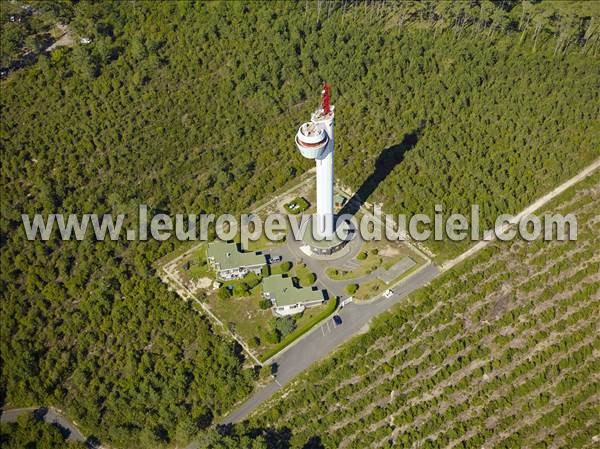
[{"x1": 295, "y1": 83, "x2": 336, "y2": 241}]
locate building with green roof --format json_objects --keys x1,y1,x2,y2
[
  {"x1": 262, "y1": 274, "x2": 324, "y2": 316},
  {"x1": 334, "y1": 193, "x2": 347, "y2": 209},
  {"x1": 206, "y1": 241, "x2": 266, "y2": 280}
]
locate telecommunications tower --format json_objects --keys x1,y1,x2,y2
[{"x1": 295, "y1": 83, "x2": 335, "y2": 239}]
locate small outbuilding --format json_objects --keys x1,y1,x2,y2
[{"x1": 334, "y1": 194, "x2": 347, "y2": 209}]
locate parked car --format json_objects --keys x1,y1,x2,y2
[
  {"x1": 383, "y1": 289, "x2": 393, "y2": 298},
  {"x1": 333, "y1": 315, "x2": 342, "y2": 326},
  {"x1": 270, "y1": 255, "x2": 282, "y2": 263}
]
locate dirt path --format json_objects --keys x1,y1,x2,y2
[
  {"x1": 45, "y1": 24, "x2": 75, "y2": 52},
  {"x1": 442, "y1": 157, "x2": 600, "y2": 271}
]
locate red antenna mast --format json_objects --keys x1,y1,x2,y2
[{"x1": 321, "y1": 82, "x2": 331, "y2": 114}]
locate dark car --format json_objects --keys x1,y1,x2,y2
[{"x1": 333, "y1": 315, "x2": 342, "y2": 326}]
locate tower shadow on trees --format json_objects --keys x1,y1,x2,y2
[
  {"x1": 302, "y1": 436, "x2": 325, "y2": 449},
  {"x1": 338, "y1": 127, "x2": 422, "y2": 218},
  {"x1": 217, "y1": 424, "x2": 294, "y2": 449}
]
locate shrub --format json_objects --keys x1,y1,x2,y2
[
  {"x1": 275, "y1": 316, "x2": 297, "y2": 338},
  {"x1": 346, "y1": 283, "x2": 359, "y2": 295},
  {"x1": 304, "y1": 273, "x2": 317, "y2": 285},
  {"x1": 262, "y1": 328, "x2": 280, "y2": 344},
  {"x1": 259, "y1": 364, "x2": 271, "y2": 381},
  {"x1": 217, "y1": 286, "x2": 231, "y2": 300},
  {"x1": 280, "y1": 261, "x2": 292, "y2": 273},
  {"x1": 249, "y1": 336, "x2": 261, "y2": 348},
  {"x1": 233, "y1": 283, "x2": 250, "y2": 296},
  {"x1": 259, "y1": 299, "x2": 272, "y2": 309}
]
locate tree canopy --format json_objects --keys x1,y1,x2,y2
[{"x1": 1, "y1": 1, "x2": 598, "y2": 448}]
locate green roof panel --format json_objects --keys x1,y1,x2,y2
[
  {"x1": 207, "y1": 241, "x2": 265, "y2": 270},
  {"x1": 263, "y1": 274, "x2": 324, "y2": 307}
]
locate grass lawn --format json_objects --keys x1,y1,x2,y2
[
  {"x1": 187, "y1": 253, "x2": 328, "y2": 359},
  {"x1": 203, "y1": 282, "x2": 332, "y2": 359},
  {"x1": 157, "y1": 219, "x2": 341, "y2": 359},
  {"x1": 326, "y1": 239, "x2": 424, "y2": 282},
  {"x1": 154, "y1": 240, "x2": 202, "y2": 268},
  {"x1": 187, "y1": 258, "x2": 211, "y2": 279},
  {"x1": 238, "y1": 232, "x2": 286, "y2": 252},
  {"x1": 265, "y1": 261, "x2": 293, "y2": 276},
  {"x1": 284, "y1": 197, "x2": 310, "y2": 214},
  {"x1": 354, "y1": 278, "x2": 385, "y2": 300},
  {"x1": 174, "y1": 243, "x2": 211, "y2": 282},
  {"x1": 293, "y1": 262, "x2": 317, "y2": 287},
  {"x1": 353, "y1": 258, "x2": 424, "y2": 300},
  {"x1": 259, "y1": 297, "x2": 338, "y2": 362},
  {"x1": 204, "y1": 286, "x2": 273, "y2": 350},
  {"x1": 326, "y1": 249, "x2": 381, "y2": 280}
]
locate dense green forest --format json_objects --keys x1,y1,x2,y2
[{"x1": 1, "y1": 1, "x2": 599, "y2": 448}]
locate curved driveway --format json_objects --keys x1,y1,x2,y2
[{"x1": 279, "y1": 231, "x2": 364, "y2": 297}]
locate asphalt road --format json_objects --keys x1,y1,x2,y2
[
  {"x1": 0, "y1": 406, "x2": 88, "y2": 443},
  {"x1": 222, "y1": 262, "x2": 439, "y2": 424}
]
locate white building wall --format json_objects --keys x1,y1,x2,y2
[
  {"x1": 314, "y1": 112, "x2": 335, "y2": 238},
  {"x1": 275, "y1": 304, "x2": 306, "y2": 316}
]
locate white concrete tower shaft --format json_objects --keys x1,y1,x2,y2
[
  {"x1": 294, "y1": 83, "x2": 336, "y2": 239},
  {"x1": 312, "y1": 109, "x2": 334, "y2": 238}
]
